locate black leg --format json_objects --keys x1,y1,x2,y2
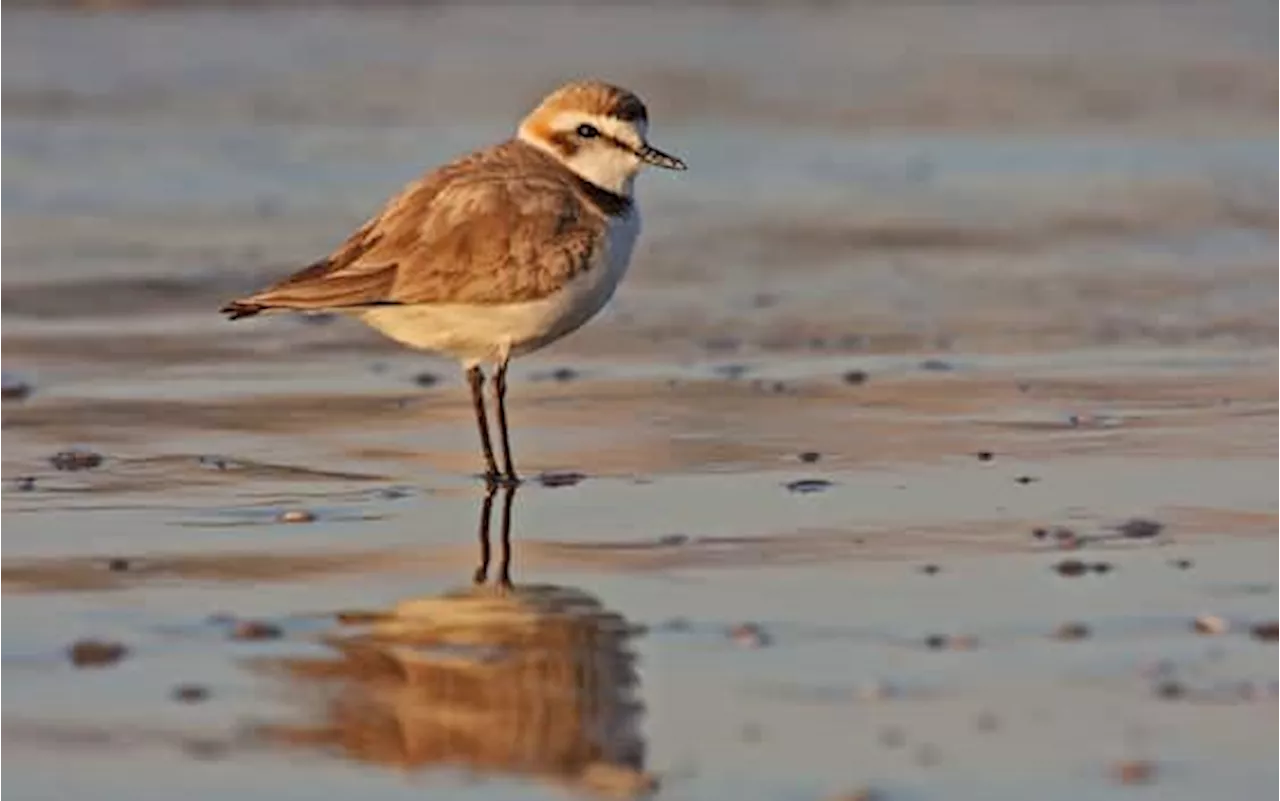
[
  {"x1": 471, "y1": 483, "x2": 498, "y2": 585},
  {"x1": 466, "y1": 365, "x2": 500, "y2": 482},
  {"x1": 493, "y1": 359, "x2": 519, "y2": 484},
  {"x1": 496, "y1": 482, "x2": 516, "y2": 590}
]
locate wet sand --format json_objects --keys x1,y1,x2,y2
[{"x1": 3, "y1": 3, "x2": 1278, "y2": 800}]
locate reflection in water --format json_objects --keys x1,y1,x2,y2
[{"x1": 253, "y1": 485, "x2": 654, "y2": 797}]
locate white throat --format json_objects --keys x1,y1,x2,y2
[{"x1": 518, "y1": 127, "x2": 639, "y2": 196}]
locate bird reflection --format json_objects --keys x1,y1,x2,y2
[{"x1": 252, "y1": 485, "x2": 653, "y2": 798}]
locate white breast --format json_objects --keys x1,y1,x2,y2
[{"x1": 360, "y1": 207, "x2": 641, "y2": 367}]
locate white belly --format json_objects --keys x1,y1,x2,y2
[{"x1": 360, "y1": 209, "x2": 639, "y2": 367}]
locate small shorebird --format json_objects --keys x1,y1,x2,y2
[{"x1": 222, "y1": 81, "x2": 684, "y2": 485}]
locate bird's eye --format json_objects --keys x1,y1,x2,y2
[{"x1": 576, "y1": 123, "x2": 600, "y2": 139}]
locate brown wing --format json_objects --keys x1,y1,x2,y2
[{"x1": 220, "y1": 141, "x2": 606, "y2": 320}]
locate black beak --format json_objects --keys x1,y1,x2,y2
[{"x1": 637, "y1": 143, "x2": 687, "y2": 171}]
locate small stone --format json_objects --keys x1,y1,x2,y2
[
  {"x1": 1014, "y1": 475, "x2": 1038, "y2": 485},
  {"x1": 13, "y1": 476, "x2": 36, "y2": 491},
  {"x1": 1169, "y1": 558, "x2": 1194, "y2": 570},
  {"x1": 68, "y1": 639, "x2": 128, "y2": 668},
  {"x1": 1250, "y1": 621, "x2": 1278, "y2": 642},
  {"x1": 976, "y1": 450, "x2": 994, "y2": 462},
  {"x1": 277, "y1": 509, "x2": 315, "y2": 524},
  {"x1": 728, "y1": 622, "x2": 771, "y2": 648},
  {"x1": 1192, "y1": 615, "x2": 1229, "y2": 635},
  {"x1": 171, "y1": 684, "x2": 210, "y2": 704},
  {"x1": 919, "y1": 564, "x2": 941, "y2": 575},
  {"x1": 1090, "y1": 561, "x2": 1113, "y2": 574},
  {"x1": 714, "y1": 363, "x2": 749, "y2": 380},
  {"x1": 2, "y1": 371, "x2": 33, "y2": 401},
  {"x1": 547, "y1": 367, "x2": 579, "y2": 382},
  {"x1": 784, "y1": 478, "x2": 833, "y2": 494},
  {"x1": 1111, "y1": 759, "x2": 1156, "y2": 785},
  {"x1": 50, "y1": 449, "x2": 104, "y2": 472},
  {"x1": 1054, "y1": 622, "x2": 1091, "y2": 641},
  {"x1": 1116, "y1": 518, "x2": 1163, "y2": 539},
  {"x1": 538, "y1": 471, "x2": 586, "y2": 488},
  {"x1": 1054, "y1": 559, "x2": 1089, "y2": 577},
  {"x1": 411, "y1": 371, "x2": 440, "y2": 387},
  {"x1": 841, "y1": 369, "x2": 869, "y2": 385},
  {"x1": 1154, "y1": 680, "x2": 1186, "y2": 700},
  {"x1": 918, "y1": 359, "x2": 953, "y2": 372},
  {"x1": 798, "y1": 451, "x2": 822, "y2": 463},
  {"x1": 230, "y1": 620, "x2": 283, "y2": 641},
  {"x1": 106, "y1": 558, "x2": 130, "y2": 572}
]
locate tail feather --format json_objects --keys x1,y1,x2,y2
[{"x1": 221, "y1": 300, "x2": 266, "y2": 320}]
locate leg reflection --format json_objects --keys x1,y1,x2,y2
[{"x1": 473, "y1": 482, "x2": 517, "y2": 590}]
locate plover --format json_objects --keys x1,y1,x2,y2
[{"x1": 221, "y1": 81, "x2": 684, "y2": 485}]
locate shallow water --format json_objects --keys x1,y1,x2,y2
[{"x1": 3, "y1": 3, "x2": 1278, "y2": 800}]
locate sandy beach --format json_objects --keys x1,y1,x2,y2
[{"x1": 3, "y1": 3, "x2": 1277, "y2": 799}]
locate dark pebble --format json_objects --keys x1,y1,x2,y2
[
  {"x1": 918, "y1": 359, "x2": 954, "y2": 372},
  {"x1": 538, "y1": 471, "x2": 586, "y2": 488},
  {"x1": 798, "y1": 451, "x2": 822, "y2": 464},
  {"x1": 1054, "y1": 559, "x2": 1089, "y2": 577},
  {"x1": 714, "y1": 363, "x2": 750, "y2": 380},
  {"x1": 2, "y1": 375, "x2": 33, "y2": 401},
  {"x1": 14, "y1": 476, "x2": 36, "y2": 491},
  {"x1": 547, "y1": 367, "x2": 579, "y2": 382},
  {"x1": 1154, "y1": 680, "x2": 1186, "y2": 700},
  {"x1": 976, "y1": 451, "x2": 994, "y2": 462},
  {"x1": 1014, "y1": 475, "x2": 1039, "y2": 485},
  {"x1": 1250, "y1": 621, "x2": 1278, "y2": 642},
  {"x1": 412, "y1": 371, "x2": 441, "y2": 387},
  {"x1": 923, "y1": 634, "x2": 948, "y2": 650},
  {"x1": 1090, "y1": 561, "x2": 1113, "y2": 574},
  {"x1": 230, "y1": 620, "x2": 283, "y2": 641},
  {"x1": 171, "y1": 684, "x2": 211, "y2": 704},
  {"x1": 1054, "y1": 622, "x2": 1091, "y2": 641},
  {"x1": 68, "y1": 639, "x2": 128, "y2": 668},
  {"x1": 50, "y1": 449, "x2": 104, "y2": 472},
  {"x1": 335, "y1": 610, "x2": 386, "y2": 625},
  {"x1": 919, "y1": 564, "x2": 941, "y2": 575},
  {"x1": 1116, "y1": 518, "x2": 1164, "y2": 539},
  {"x1": 1169, "y1": 558, "x2": 1194, "y2": 570},
  {"x1": 841, "y1": 369, "x2": 869, "y2": 385},
  {"x1": 785, "y1": 478, "x2": 833, "y2": 494},
  {"x1": 106, "y1": 558, "x2": 130, "y2": 572}
]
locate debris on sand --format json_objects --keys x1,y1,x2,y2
[
  {"x1": 1111, "y1": 759, "x2": 1156, "y2": 785},
  {"x1": 1250, "y1": 621, "x2": 1278, "y2": 642},
  {"x1": 923, "y1": 634, "x2": 979, "y2": 651},
  {"x1": 277, "y1": 509, "x2": 315, "y2": 524},
  {"x1": 727, "y1": 622, "x2": 772, "y2": 648},
  {"x1": 1053, "y1": 559, "x2": 1089, "y2": 577},
  {"x1": 1053, "y1": 622, "x2": 1091, "y2": 641},
  {"x1": 841, "y1": 369, "x2": 869, "y2": 385},
  {"x1": 68, "y1": 639, "x2": 128, "y2": 668},
  {"x1": 229, "y1": 620, "x2": 283, "y2": 641},
  {"x1": 798, "y1": 450, "x2": 822, "y2": 463},
  {"x1": 1115, "y1": 518, "x2": 1164, "y2": 539},
  {"x1": 785, "y1": 478, "x2": 833, "y2": 494},
  {"x1": 412, "y1": 371, "x2": 441, "y2": 387},
  {"x1": 2, "y1": 372, "x2": 33, "y2": 401},
  {"x1": 171, "y1": 684, "x2": 211, "y2": 704},
  {"x1": 1192, "y1": 615, "x2": 1230, "y2": 636},
  {"x1": 538, "y1": 471, "x2": 586, "y2": 488},
  {"x1": 50, "y1": 449, "x2": 104, "y2": 472}
]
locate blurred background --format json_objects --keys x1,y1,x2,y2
[{"x1": 4, "y1": 0, "x2": 1275, "y2": 371}]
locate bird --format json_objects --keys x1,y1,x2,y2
[{"x1": 220, "y1": 80, "x2": 685, "y2": 486}]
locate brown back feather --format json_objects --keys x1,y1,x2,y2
[{"x1": 221, "y1": 140, "x2": 624, "y2": 317}]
